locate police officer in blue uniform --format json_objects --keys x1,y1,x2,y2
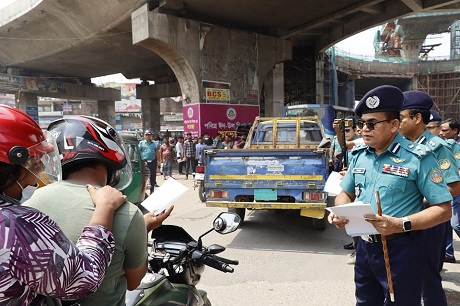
[
  {"x1": 399, "y1": 90, "x2": 460, "y2": 306},
  {"x1": 444, "y1": 134, "x2": 460, "y2": 262},
  {"x1": 427, "y1": 110, "x2": 442, "y2": 136},
  {"x1": 328, "y1": 85, "x2": 453, "y2": 305}
]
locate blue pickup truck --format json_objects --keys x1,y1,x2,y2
[{"x1": 203, "y1": 116, "x2": 331, "y2": 229}]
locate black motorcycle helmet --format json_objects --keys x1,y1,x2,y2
[{"x1": 48, "y1": 115, "x2": 132, "y2": 190}]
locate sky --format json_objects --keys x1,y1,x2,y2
[{"x1": 0, "y1": 0, "x2": 16, "y2": 9}]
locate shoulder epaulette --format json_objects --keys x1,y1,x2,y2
[
  {"x1": 351, "y1": 144, "x2": 366, "y2": 155},
  {"x1": 424, "y1": 137, "x2": 446, "y2": 152},
  {"x1": 401, "y1": 140, "x2": 430, "y2": 159},
  {"x1": 446, "y1": 139, "x2": 456, "y2": 147}
]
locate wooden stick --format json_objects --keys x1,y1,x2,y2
[{"x1": 375, "y1": 190, "x2": 395, "y2": 302}]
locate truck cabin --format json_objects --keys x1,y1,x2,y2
[{"x1": 247, "y1": 117, "x2": 324, "y2": 149}]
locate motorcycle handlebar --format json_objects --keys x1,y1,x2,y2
[
  {"x1": 202, "y1": 255, "x2": 234, "y2": 273},
  {"x1": 213, "y1": 255, "x2": 239, "y2": 266}
]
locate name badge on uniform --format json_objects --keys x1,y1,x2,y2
[
  {"x1": 352, "y1": 168, "x2": 366, "y2": 174},
  {"x1": 382, "y1": 164, "x2": 410, "y2": 178}
]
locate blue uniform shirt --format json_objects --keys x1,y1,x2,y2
[
  {"x1": 139, "y1": 139, "x2": 158, "y2": 160},
  {"x1": 415, "y1": 130, "x2": 460, "y2": 185},
  {"x1": 341, "y1": 133, "x2": 452, "y2": 217},
  {"x1": 446, "y1": 139, "x2": 460, "y2": 169}
]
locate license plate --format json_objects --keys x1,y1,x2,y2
[
  {"x1": 195, "y1": 173, "x2": 205, "y2": 181},
  {"x1": 254, "y1": 189, "x2": 277, "y2": 201}
]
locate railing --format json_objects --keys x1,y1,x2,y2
[{"x1": 329, "y1": 47, "x2": 460, "y2": 75}]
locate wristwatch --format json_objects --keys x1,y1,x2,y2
[{"x1": 402, "y1": 217, "x2": 412, "y2": 232}]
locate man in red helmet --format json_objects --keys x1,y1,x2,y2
[
  {"x1": 26, "y1": 116, "x2": 173, "y2": 306},
  {"x1": 0, "y1": 105, "x2": 128, "y2": 305}
]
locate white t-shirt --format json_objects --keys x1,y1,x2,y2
[{"x1": 175, "y1": 142, "x2": 184, "y2": 158}]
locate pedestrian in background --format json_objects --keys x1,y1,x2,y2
[
  {"x1": 184, "y1": 132, "x2": 197, "y2": 179},
  {"x1": 139, "y1": 130, "x2": 159, "y2": 193},
  {"x1": 234, "y1": 134, "x2": 246, "y2": 149},
  {"x1": 223, "y1": 134, "x2": 234, "y2": 149},
  {"x1": 328, "y1": 85, "x2": 452, "y2": 305},
  {"x1": 159, "y1": 136, "x2": 174, "y2": 179},
  {"x1": 213, "y1": 133, "x2": 224, "y2": 149},
  {"x1": 176, "y1": 136, "x2": 185, "y2": 175}
]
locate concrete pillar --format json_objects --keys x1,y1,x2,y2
[
  {"x1": 264, "y1": 63, "x2": 285, "y2": 117},
  {"x1": 339, "y1": 80, "x2": 356, "y2": 109},
  {"x1": 141, "y1": 97, "x2": 161, "y2": 135},
  {"x1": 316, "y1": 53, "x2": 325, "y2": 104},
  {"x1": 17, "y1": 92, "x2": 39, "y2": 123},
  {"x1": 97, "y1": 100, "x2": 116, "y2": 127}
]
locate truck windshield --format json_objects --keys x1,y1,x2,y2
[{"x1": 253, "y1": 121, "x2": 322, "y2": 144}]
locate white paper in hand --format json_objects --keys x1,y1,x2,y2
[
  {"x1": 140, "y1": 178, "x2": 188, "y2": 215},
  {"x1": 326, "y1": 201, "x2": 379, "y2": 236}
]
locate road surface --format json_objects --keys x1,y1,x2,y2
[{"x1": 151, "y1": 175, "x2": 460, "y2": 305}]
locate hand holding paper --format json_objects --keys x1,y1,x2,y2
[
  {"x1": 327, "y1": 201, "x2": 379, "y2": 236},
  {"x1": 141, "y1": 178, "x2": 189, "y2": 215}
]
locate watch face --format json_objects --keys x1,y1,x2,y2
[{"x1": 403, "y1": 220, "x2": 412, "y2": 231}]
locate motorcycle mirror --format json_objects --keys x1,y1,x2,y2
[{"x1": 213, "y1": 212, "x2": 241, "y2": 234}]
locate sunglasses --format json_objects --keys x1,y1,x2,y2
[
  {"x1": 344, "y1": 128, "x2": 352, "y2": 133},
  {"x1": 356, "y1": 119, "x2": 389, "y2": 130}
]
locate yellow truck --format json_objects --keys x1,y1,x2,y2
[{"x1": 203, "y1": 116, "x2": 331, "y2": 229}]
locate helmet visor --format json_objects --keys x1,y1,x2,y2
[
  {"x1": 108, "y1": 140, "x2": 132, "y2": 190},
  {"x1": 25, "y1": 131, "x2": 62, "y2": 184}
]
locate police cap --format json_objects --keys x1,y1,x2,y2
[
  {"x1": 355, "y1": 85, "x2": 403, "y2": 117},
  {"x1": 144, "y1": 129, "x2": 153, "y2": 135},
  {"x1": 402, "y1": 90, "x2": 433, "y2": 110},
  {"x1": 429, "y1": 110, "x2": 442, "y2": 122}
]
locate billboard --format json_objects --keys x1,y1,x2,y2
[
  {"x1": 104, "y1": 82, "x2": 142, "y2": 113},
  {"x1": 183, "y1": 103, "x2": 260, "y2": 138}
]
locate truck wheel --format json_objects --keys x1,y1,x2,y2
[
  {"x1": 312, "y1": 217, "x2": 327, "y2": 230},
  {"x1": 229, "y1": 208, "x2": 245, "y2": 222},
  {"x1": 198, "y1": 181, "x2": 206, "y2": 203}
]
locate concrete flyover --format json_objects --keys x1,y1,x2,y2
[{"x1": 1, "y1": 0, "x2": 460, "y2": 125}]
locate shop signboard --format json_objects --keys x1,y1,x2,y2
[{"x1": 183, "y1": 103, "x2": 259, "y2": 138}]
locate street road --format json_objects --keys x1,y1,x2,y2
[{"x1": 154, "y1": 175, "x2": 460, "y2": 305}]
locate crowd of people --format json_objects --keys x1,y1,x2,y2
[
  {"x1": 328, "y1": 86, "x2": 460, "y2": 305},
  {"x1": 138, "y1": 131, "x2": 247, "y2": 189}
]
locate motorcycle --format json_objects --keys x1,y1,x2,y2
[
  {"x1": 125, "y1": 212, "x2": 241, "y2": 306},
  {"x1": 194, "y1": 163, "x2": 206, "y2": 203}
]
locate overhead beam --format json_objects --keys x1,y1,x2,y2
[
  {"x1": 281, "y1": 0, "x2": 385, "y2": 39},
  {"x1": 316, "y1": 0, "x2": 414, "y2": 52},
  {"x1": 400, "y1": 0, "x2": 423, "y2": 11}
]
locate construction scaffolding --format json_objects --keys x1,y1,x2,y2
[
  {"x1": 416, "y1": 72, "x2": 460, "y2": 120},
  {"x1": 451, "y1": 20, "x2": 460, "y2": 60}
]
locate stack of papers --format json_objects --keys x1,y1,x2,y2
[
  {"x1": 326, "y1": 201, "x2": 379, "y2": 236},
  {"x1": 141, "y1": 178, "x2": 189, "y2": 215}
]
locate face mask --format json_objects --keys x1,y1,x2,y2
[{"x1": 16, "y1": 181, "x2": 38, "y2": 204}]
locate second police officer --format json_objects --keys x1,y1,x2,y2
[{"x1": 399, "y1": 90, "x2": 460, "y2": 306}]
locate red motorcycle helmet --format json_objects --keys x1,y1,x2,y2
[
  {"x1": 48, "y1": 116, "x2": 132, "y2": 190},
  {"x1": 0, "y1": 105, "x2": 61, "y2": 182}
]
